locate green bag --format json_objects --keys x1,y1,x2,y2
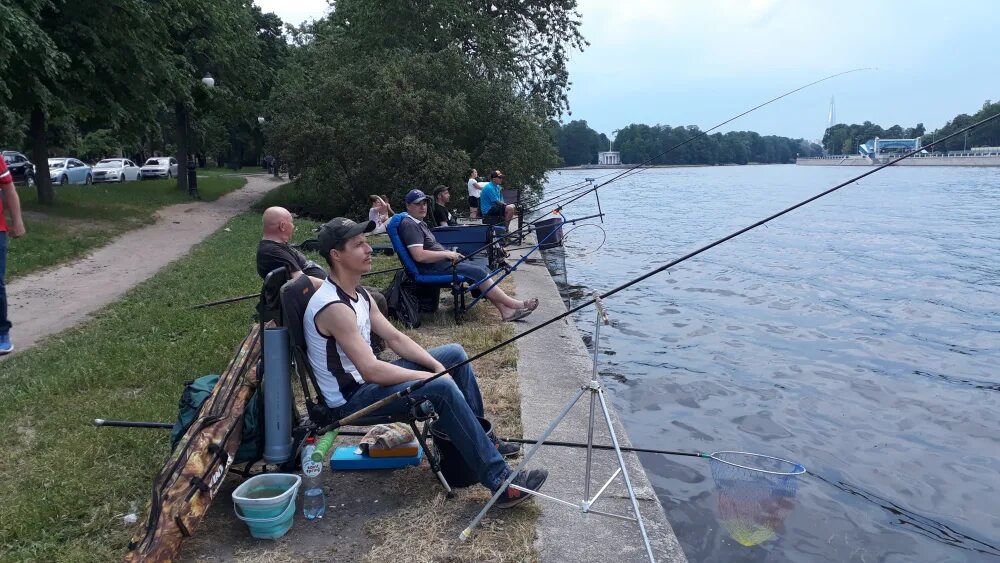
[{"x1": 170, "y1": 374, "x2": 264, "y2": 464}]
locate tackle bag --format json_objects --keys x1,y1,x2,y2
[
  {"x1": 170, "y1": 374, "x2": 264, "y2": 464},
  {"x1": 385, "y1": 270, "x2": 422, "y2": 329}
]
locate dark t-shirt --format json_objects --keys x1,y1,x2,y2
[
  {"x1": 398, "y1": 215, "x2": 446, "y2": 252},
  {"x1": 256, "y1": 239, "x2": 308, "y2": 279},
  {"x1": 431, "y1": 202, "x2": 457, "y2": 227}
]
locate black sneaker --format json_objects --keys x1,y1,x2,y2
[
  {"x1": 493, "y1": 436, "x2": 522, "y2": 458},
  {"x1": 495, "y1": 469, "x2": 548, "y2": 509}
]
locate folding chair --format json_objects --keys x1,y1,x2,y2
[
  {"x1": 273, "y1": 270, "x2": 454, "y2": 495},
  {"x1": 386, "y1": 213, "x2": 489, "y2": 322}
]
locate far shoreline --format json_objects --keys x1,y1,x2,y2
[{"x1": 551, "y1": 162, "x2": 789, "y2": 170}]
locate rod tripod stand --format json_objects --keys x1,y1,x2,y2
[{"x1": 460, "y1": 294, "x2": 656, "y2": 562}]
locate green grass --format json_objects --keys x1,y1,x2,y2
[
  {"x1": 7, "y1": 175, "x2": 246, "y2": 279},
  {"x1": 0, "y1": 211, "x2": 401, "y2": 562},
  {"x1": 0, "y1": 196, "x2": 540, "y2": 561}
]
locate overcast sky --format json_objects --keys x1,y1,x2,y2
[{"x1": 256, "y1": 0, "x2": 1000, "y2": 141}]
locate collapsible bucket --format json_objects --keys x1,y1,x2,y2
[
  {"x1": 534, "y1": 218, "x2": 564, "y2": 250},
  {"x1": 232, "y1": 473, "x2": 301, "y2": 540},
  {"x1": 430, "y1": 417, "x2": 493, "y2": 488}
]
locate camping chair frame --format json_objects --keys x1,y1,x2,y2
[{"x1": 258, "y1": 267, "x2": 454, "y2": 495}]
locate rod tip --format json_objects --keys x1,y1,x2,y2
[{"x1": 94, "y1": 418, "x2": 105, "y2": 426}]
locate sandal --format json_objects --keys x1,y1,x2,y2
[
  {"x1": 501, "y1": 308, "x2": 533, "y2": 323},
  {"x1": 521, "y1": 298, "x2": 539, "y2": 312}
]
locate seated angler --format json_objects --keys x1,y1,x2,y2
[
  {"x1": 430, "y1": 185, "x2": 458, "y2": 227},
  {"x1": 402, "y1": 189, "x2": 538, "y2": 322},
  {"x1": 256, "y1": 206, "x2": 328, "y2": 282},
  {"x1": 306, "y1": 217, "x2": 548, "y2": 507},
  {"x1": 479, "y1": 170, "x2": 516, "y2": 227},
  {"x1": 257, "y1": 206, "x2": 387, "y2": 352}
]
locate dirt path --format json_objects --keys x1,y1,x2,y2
[{"x1": 3, "y1": 175, "x2": 282, "y2": 356}]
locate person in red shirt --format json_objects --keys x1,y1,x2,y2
[{"x1": 0, "y1": 156, "x2": 26, "y2": 354}]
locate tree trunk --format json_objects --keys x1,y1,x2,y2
[
  {"x1": 175, "y1": 102, "x2": 189, "y2": 193},
  {"x1": 30, "y1": 106, "x2": 54, "y2": 205}
]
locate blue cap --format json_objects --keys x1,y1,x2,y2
[{"x1": 405, "y1": 189, "x2": 429, "y2": 204}]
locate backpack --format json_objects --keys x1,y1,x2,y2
[
  {"x1": 170, "y1": 374, "x2": 264, "y2": 465},
  {"x1": 385, "y1": 270, "x2": 422, "y2": 328}
]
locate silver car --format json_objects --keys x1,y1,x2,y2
[
  {"x1": 48, "y1": 158, "x2": 93, "y2": 185},
  {"x1": 140, "y1": 156, "x2": 179, "y2": 179},
  {"x1": 92, "y1": 158, "x2": 141, "y2": 183}
]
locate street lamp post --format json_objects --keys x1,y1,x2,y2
[{"x1": 188, "y1": 73, "x2": 215, "y2": 199}]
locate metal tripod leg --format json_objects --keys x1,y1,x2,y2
[
  {"x1": 596, "y1": 385, "x2": 655, "y2": 562},
  {"x1": 460, "y1": 386, "x2": 588, "y2": 541}
]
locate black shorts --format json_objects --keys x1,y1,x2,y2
[
  {"x1": 486, "y1": 202, "x2": 507, "y2": 216},
  {"x1": 468, "y1": 195, "x2": 480, "y2": 208}
]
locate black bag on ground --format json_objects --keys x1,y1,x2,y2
[
  {"x1": 170, "y1": 374, "x2": 264, "y2": 465},
  {"x1": 386, "y1": 270, "x2": 422, "y2": 328}
]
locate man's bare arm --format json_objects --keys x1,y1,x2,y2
[
  {"x1": 369, "y1": 299, "x2": 445, "y2": 373},
  {"x1": 316, "y1": 304, "x2": 433, "y2": 386},
  {"x1": 0, "y1": 183, "x2": 25, "y2": 237},
  {"x1": 408, "y1": 245, "x2": 461, "y2": 264}
]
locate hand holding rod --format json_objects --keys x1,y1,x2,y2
[{"x1": 318, "y1": 111, "x2": 1000, "y2": 436}]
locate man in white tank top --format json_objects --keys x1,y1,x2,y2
[{"x1": 306, "y1": 217, "x2": 547, "y2": 508}]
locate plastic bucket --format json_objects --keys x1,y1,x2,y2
[
  {"x1": 534, "y1": 217, "x2": 564, "y2": 250},
  {"x1": 430, "y1": 417, "x2": 493, "y2": 488},
  {"x1": 232, "y1": 473, "x2": 301, "y2": 540}
]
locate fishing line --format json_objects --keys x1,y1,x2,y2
[
  {"x1": 523, "y1": 67, "x2": 874, "y2": 215},
  {"x1": 321, "y1": 109, "x2": 1000, "y2": 431},
  {"x1": 560, "y1": 223, "x2": 607, "y2": 257},
  {"x1": 190, "y1": 266, "x2": 404, "y2": 310}
]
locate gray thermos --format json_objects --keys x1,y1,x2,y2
[{"x1": 263, "y1": 327, "x2": 293, "y2": 464}]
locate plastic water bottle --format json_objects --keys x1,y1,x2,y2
[{"x1": 301, "y1": 436, "x2": 326, "y2": 520}]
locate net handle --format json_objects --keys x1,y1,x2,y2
[{"x1": 706, "y1": 450, "x2": 806, "y2": 476}]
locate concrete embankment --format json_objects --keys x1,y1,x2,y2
[
  {"x1": 510, "y1": 235, "x2": 687, "y2": 562},
  {"x1": 797, "y1": 156, "x2": 1000, "y2": 166}
]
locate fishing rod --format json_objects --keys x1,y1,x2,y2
[
  {"x1": 190, "y1": 266, "x2": 405, "y2": 310},
  {"x1": 320, "y1": 110, "x2": 1000, "y2": 433},
  {"x1": 522, "y1": 67, "x2": 874, "y2": 215},
  {"x1": 471, "y1": 68, "x2": 875, "y2": 254}
]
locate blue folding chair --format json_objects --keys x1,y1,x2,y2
[{"x1": 386, "y1": 213, "x2": 486, "y2": 322}]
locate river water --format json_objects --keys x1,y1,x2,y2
[{"x1": 534, "y1": 165, "x2": 999, "y2": 562}]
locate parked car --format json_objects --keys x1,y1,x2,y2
[
  {"x1": 92, "y1": 158, "x2": 141, "y2": 183},
  {"x1": 1, "y1": 150, "x2": 36, "y2": 186},
  {"x1": 139, "y1": 156, "x2": 178, "y2": 179},
  {"x1": 48, "y1": 158, "x2": 93, "y2": 185}
]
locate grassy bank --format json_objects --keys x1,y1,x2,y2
[
  {"x1": 0, "y1": 209, "x2": 535, "y2": 562},
  {"x1": 7, "y1": 173, "x2": 246, "y2": 279}
]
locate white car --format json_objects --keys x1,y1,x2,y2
[
  {"x1": 48, "y1": 158, "x2": 93, "y2": 185},
  {"x1": 140, "y1": 157, "x2": 179, "y2": 179},
  {"x1": 92, "y1": 158, "x2": 141, "y2": 183}
]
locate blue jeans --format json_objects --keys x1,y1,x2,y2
[
  {"x1": 0, "y1": 232, "x2": 8, "y2": 336},
  {"x1": 419, "y1": 256, "x2": 492, "y2": 289},
  {"x1": 332, "y1": 344, "x2": 508, "y2": 490}
]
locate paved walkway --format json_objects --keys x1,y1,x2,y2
[{"x1": 3, "y1": 175, "x2": 282, "y2": 357}]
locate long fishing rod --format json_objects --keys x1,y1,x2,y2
[
  {"x1": 522, "y1": 67, "x2": 874, "y2": 215},
  {"x1": 321, "y1": 110, "x2": 1000, "y2": 432},
  {"x1": 190, "y1": 266, "x2": 405, "y2": 310}
]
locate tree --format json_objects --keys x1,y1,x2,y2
[
  {"x1": 553, "y1": 120, "x2": 603, "y2": 165},
  {"x1": 266, "y1": 1, "x2": 577, "y2": 218}
]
